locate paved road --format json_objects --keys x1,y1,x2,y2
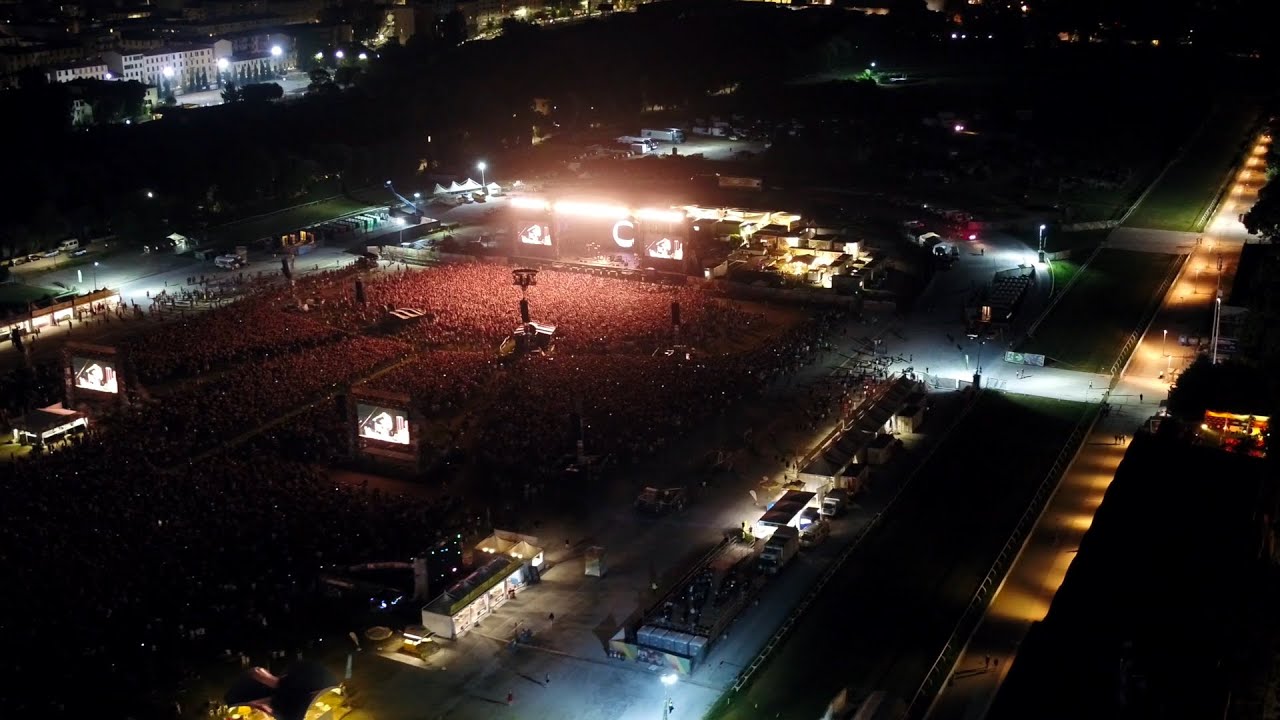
[
  {"x1": 923, "y1": 131, "x2": 1268, "y2": 720},
  {"x1": 873, "y1": 230, "x2": 1114, "y2": 403}
]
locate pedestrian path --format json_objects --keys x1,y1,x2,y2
[{"x1": 925, "y1": 132, "x2": 1267, "y2": 720}]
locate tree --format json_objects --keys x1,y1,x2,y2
[
  {"x1": 440, "y1": 9, "x2": 468, "y2": 46},
  {"x1": 198, "y1": 68, "x2": 209, "y2": 89},
  {"x1": 307, "y1": 67, "x2": 333, "y2": 93},
  {"x1": 221, "y1": 81, "x2": 240, "y2": 104},
  {"x1": 1243, "y1": 181, "x2": 1280, "y2": 242},
  {"x1": 333, "y1": 65, "x2": 359, "y2": 88},
  {"x1": 91, "y1": 93, "x2": 126, "y2": 125},
  {"x1": 240, "y1": 83, "x2": 283, "y2": 103}
]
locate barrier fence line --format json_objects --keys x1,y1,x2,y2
[
  {"x1": 1022, "y1": 244, "x2": 1102, "y2": 342},
  {"x1": 905, "y1": 398, "x2": 1104, "y2": 720},
  {"x1": 721, "y1": 387, "x2": 986, "y2": 705},
  {"x1": 1108, "y1": 251, "x2": 1191, "y2": 376}
]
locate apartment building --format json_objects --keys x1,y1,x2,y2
[
  {"x1": 47, "y1": 60, "x2": 112, "y2": 83},
  {"x1": 104, "y1": 41, "x2": 231, "y2": 93}
]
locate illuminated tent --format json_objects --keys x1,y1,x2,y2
[
  {"x1": 432, "y1": 183, "x2": 450, "y2": 195},
  {"x1": 456, "y1": 178, "x2": 483, "y2": 193},
  {"x1": 224, "y1": 662, "x2": 341, "y2": 720},
  {"x1": 486, "y1": 182, "x2": 502, "y2": 195},
  {"x1": 10, "y1": 404, "x2": 87, "y2": 447}
]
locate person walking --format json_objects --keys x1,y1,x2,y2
[
  {"x1": 1139, "y1": 393, "x2": 1144, "y2": 403},
  {"x1": 544, "y1": 673, "x2": 551, "y2": 685},
  {"x1": 984, "y1": 655, "x2": 991, "y2": 669}
]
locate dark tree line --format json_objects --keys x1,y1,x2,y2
[{"x1": 0, "y1": 1, "x2": 860, "y2": 255}]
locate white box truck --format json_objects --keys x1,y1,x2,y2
[
  {"x1": 759, "y1": 526, "x2": 799, "y2": 574},
  {"x1": 641, "y1": 128, "x2": 686, "y2": 143}
]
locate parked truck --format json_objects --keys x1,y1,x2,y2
[
  {"x1": 821, "y1": 488, "x2": 852, "y2": 517},
  {"x1": 641, "y1": 128, "x2": 686, "y2": 143},
  {"x1": 758, "y1": 526, "x2": 799, "y2": 574}
]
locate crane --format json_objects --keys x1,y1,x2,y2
[{"x1": 384, "y1": 180, "x2": 422, "y2": 221}]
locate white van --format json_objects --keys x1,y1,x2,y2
[
  {"x1": 215, "y1": 254, "x2": 245, "y2": 270},
  {"x1": 59, "y1": 238, "x2": 81, "y2": 252}
]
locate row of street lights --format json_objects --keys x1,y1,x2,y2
[{"x1": 314, "y1": 50, "x2": 369, "y2": 61}]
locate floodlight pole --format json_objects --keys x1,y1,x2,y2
[{"x1": 1211, "y1": 292, "x2": 1222, "y2": 365}]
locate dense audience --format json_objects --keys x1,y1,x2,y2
[
  {"x1": 0, "y1": 451, "x2": 462, "y2": 718},
  {"x1": 0, "y1": 258, "x2": 848, "y2": 719},
  {"x1": 129, "y1": 301, "x2": 347, "y2": 383},
  {"x1": 319, "y1": 262, "x2": 761, "y2": 354}
]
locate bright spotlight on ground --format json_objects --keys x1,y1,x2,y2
[{"x1": 661, "y1": 673, "x2": 678, "y2": 686}]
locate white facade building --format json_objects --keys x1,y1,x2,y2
[
  {"x1": 47, "y1": 62, "x2": 112, "y2": 84},
  {"x1": 105, "y1": 40, "x2": 232, "y2": 94}
]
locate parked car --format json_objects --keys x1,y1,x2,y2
[
  {"x1": 71, "y1": 248, "x2": 89, "y2": 257},
  {"x1": 42, "y1": 249, "x2": 60, "y2": 258},
  {"x1": 27, "y1": 253, "x2": 42, "y2": 262}
]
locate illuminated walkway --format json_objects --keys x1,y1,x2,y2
[{"x1": 925, "y1": 132, "x2": 1269, "y2": 720}]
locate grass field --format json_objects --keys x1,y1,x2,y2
[
  {"x1": 1024, "y1": 249, "x2": 1180, "y2": 371},
  {"x1": 0, "y1": 282, "x2": 58, "y2": 308},
  {"x1": 1049, "y1": 259, "x2": 1081, "y2": 298},
  {"x1": 1123, "y1": 100, "x2": 1258, "y2": 232},
  {"x1": 709, "y1": 392, "x2": 1086, "y2": 720},
  {"x1": 206, "y1": 196, "x2": 375, "y2": 247}
]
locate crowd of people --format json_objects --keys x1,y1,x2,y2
[
  {"x1": 0, "y1": 256, "x2": 852, "y2": 719},
  {"x1": 1, "y1": 448, "x2": 466, "y2": 718},
  {"x1": 110, "y1": 335, "x2": 409, "y2": 467},
  {"x1": 316, "y1": 263, "x2": 758, "y2": 354},
  {"x1": 127, "y1": 289, "x2": 348, "y2": 384}
]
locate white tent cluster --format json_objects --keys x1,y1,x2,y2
[{"x1": 432, "y1": 179, "x2": 501, "y2": 196}]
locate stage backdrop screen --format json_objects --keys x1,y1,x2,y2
[
  {"x1": 645, "y1": 236, "x2": 684, "y2": 261},
  {"x1": 72, "y1": 357, "x2": 119, "y2": 394},
  {"x1": 357, "y1": 403, "x2": 411, "y2": 445},
  {"x1": 517, "y1": 222, "x2": 553, "y2": 246},
  {"x1": 557, "y1": 216, "x2": 639, "y2": 257}
]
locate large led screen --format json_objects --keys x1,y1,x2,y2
[
  {"x1": 357, "y1": 403, "x2": 411, "y2": 445},
  {"x1": 72, "y1": 357, "x2": 119, "y2": 394},
  {"x1": 645, "y1": 236, "x2": 684, "y2": 261},
  {"x1": 517, "y1": 223, "x2": 553, "y2": 246}
]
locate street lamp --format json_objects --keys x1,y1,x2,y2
[
  {"x1": 1038, "y1": 223, "x2": 1047, "y2": 262},
  {"x1": 358, "y1": 52, "x2": 368, "y2": 61},
  {"x1": 335, "y1": 49, "x2": 345, "y2": 60},
  {"x1": 477, "y1": 161, "x2": 487, "y2": 187},
  {"x1": 1162, "y1": 329, "x2": 1167, "y2": 357},
  {"x1": 660, "y1": 673, "x2": 677, "y2": 720},
  {"x1": 217, "y1": 57, "x2": 229, "y2": 71},
  {"x1": 146, "y1": 190, "x2": 154, "y2": 199},
  {"x1": 1211, "y1": 292, "x2": 1222, "y2": 365},
  {"x1": 270, "y1": 45, "x2": 283, "y2": 57},
  {"x1": 92, "y1": 261, "x2": 99, "y2": 290}
]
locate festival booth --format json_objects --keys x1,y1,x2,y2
[
  {"x1": 10, "y1": 403, "x2": 87, "y2": 447},
  {"x1": 432, "y1": 178, "x2": 485, "y2": 196},
  {"x1": 419, "y1": 531, "x2": 544, "y2": 639}
]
